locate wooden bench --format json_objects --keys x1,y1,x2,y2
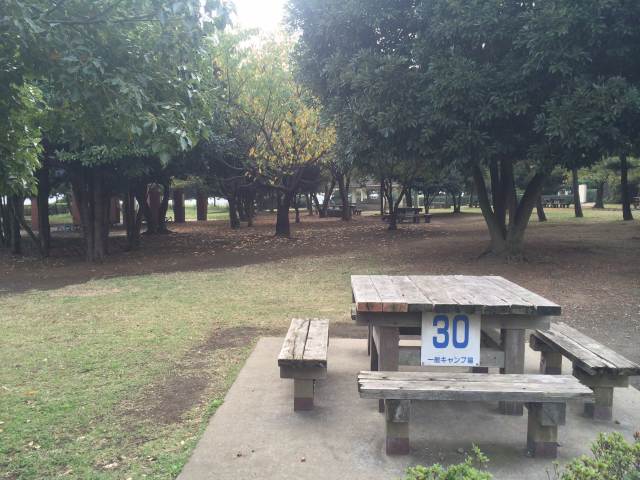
[
  {"x1": 530, "y1": 322, "x2": 640, "y2": 420},
  {"x1": 382, "y1": 213, "x2": 421, "y2": 223},
  {"x1": 278, "y1": 318, "x2": 329, "y2": 411},
  {"x1": 358, "y1": 371, "x2": 592, "y2": 458}
]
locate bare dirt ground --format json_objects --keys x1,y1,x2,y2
[{"x1": 2, "y1": 212, "x2": 639, "y2": 382}]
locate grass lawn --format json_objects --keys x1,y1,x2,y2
[
  {"x1": 38, "y1": 205, "x2": 230, "y2": 225},
  {"x1": 426, "y1": 204, "x2": 629, "y2": 223},
  {"x1": 0, "y1": 254, "x2": 370, "y2": 479}
]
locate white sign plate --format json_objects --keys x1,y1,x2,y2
[{"x1": 421, "y1": 312, "x2": 481, "y2": 367}]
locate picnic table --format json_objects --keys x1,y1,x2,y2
[
  {"x1": 396, "y1": 207, "x2": 422, "y2": 215},
  {"x1": 351, "y1": 275, "x2": 561, "y2": 415}
]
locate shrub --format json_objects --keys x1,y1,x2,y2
[
  {"x1": 402, "y1": 433, "x2": 640, "y2": 480},
  {"x1": 557, "y1": 432, "x2": 640, "y2": 480},
  {"x1": 403, "y1": 445, "x2": 492, "y2": 480}
]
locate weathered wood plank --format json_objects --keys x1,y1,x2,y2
[
  {"x1": 485, "y1": 276, "x2": 561, "y2": 315},
  {"x1": 452, "y1": 275, "x2": 513, "y2": 314},
  {"x1": 278, "y1": 318, "x2": 309, "y2": 364},
  {"x1": 551, "y1": 322, "x2": 640, "y2": 372},
  {"x1": 408, "y1": 275, "x2": 460, "y2": 312},
  {"x1": 352, "y1": 275, "x2": 383, "y2": 312},
  {"x1": 533, "y1": 325, "x2": 617, "y2": 373},
  {"x1": 370, "y1": 275, "x2": 409, "y2": 312},
  {"x1": 303, "y1": 318, "x2": 329, "y2": 364},
  {"x1": 358, "y1": 371, "x2": 592, "y2": 402}
]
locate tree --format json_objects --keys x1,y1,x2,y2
[
  {"x1": 218, "y1": 35, "x2": 334, "y2": 237},
  {"x1": 0, "y1": 84, "x2": 45, "y2": 254},
  {"x1": 5, "y1": 1, "x2": 229, "y2": 261}
]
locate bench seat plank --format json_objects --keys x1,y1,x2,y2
[
  {"x1": 534, "y1": 322, "x2": 640, "y2": 375},
  {"x1": 303, "y1": 319, "x2": 329, "y2": 364},
  {"x1": 278, "y1": 318, "x2": 329, "y2": 368},
  {"x1": 358, "y1": 371, "x2": 592, "y2": 402}
]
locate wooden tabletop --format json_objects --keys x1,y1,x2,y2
[{"x1": 351, "y1": 275, "x2": 561, "y2": 315}]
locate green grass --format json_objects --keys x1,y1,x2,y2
[
  {"x1": 33, "y1": 205, "x2": 230, "y2": 225},
  {"x1": 0, "y1": 254, "x2": 378, "y2": 479},
  {"x1": 425, "y1": 204, "x2": 629, "y2": 223},
  {"x1": 180, "y1": 205, "x2": 228, "y2": 221}
]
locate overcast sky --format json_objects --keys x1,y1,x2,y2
[{"x1": 230, "y1": 0, "x2": 287, "y2": 33}]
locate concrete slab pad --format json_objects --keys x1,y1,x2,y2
[{"x1": 179, "y1": 338, "x2": 640, "y2": 480}]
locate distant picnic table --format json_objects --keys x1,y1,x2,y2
[
  {"x1": 382, "y1": 207, "x2": 430, "y2": 223},
  {"x1": 351, "y1": 274, "x2": 561, "y2": 415},
  {"x1": 326, "y1": 204, "x2": 361, "y2": 217}
]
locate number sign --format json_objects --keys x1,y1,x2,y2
[{"x1": 421, "y1": 312, "x2": 481, "y2": 367}]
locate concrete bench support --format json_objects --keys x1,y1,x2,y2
[
  {"x1": 385, "y1": 399, "x2": 410, "y2": 455},
  {"x1": 278, "y1": 318, "x2": 329, "y2": 412},
  {"x1": 530, "y1": 322, "x2": 640, "y2": 421}
]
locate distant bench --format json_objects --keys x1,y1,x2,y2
[
  {"x1": 530, "y1": 322, "x2": 640, "y2": 420},
  {"x1": 541, "y1": 195, "x2": 573, "y2": 208},
  {"x1": 358, "y1": 371, "x2": 591, "y2": 458},
  {"x1": 278, "y1": 318, "x2": 329, "y2": 411}
]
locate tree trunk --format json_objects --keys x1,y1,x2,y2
[
  {"x1": 237, "y1": 191, "x2": 248, "y2": 222},
  {"x1": 571, "y1": 167, "x2": 583, "y2": 218},
  {"x1": 620, "y1": 154, "x2": 633, "y2": 221},
  {"x1": 472, "y1": 162, "x2": 544, "y2": 259},
  {"x1": 244, "y1": 189, "x2": 255, "y2": 227},
  {"x1": 312, "y1": 193, "x2": 321, "y2": 216},
  {"x1": 157, "y1": 183, "x2": 171, "y2": 233},
  {"x1": 144, "y1": 185, "x2": 161, "y2": 233},
  {"x1": 7, "y1": 196, "x2": 23, "y2": 255},
  {"x1": 593, "y1": 183, "x2": 605, "y2": 209},
  {"x1": 306, "y1": 193, "x2": 313, "y2": 215},
  {"x1": 294, "y1": 194, "x2": 301, "y2": 224},
  {"x1": 319, "y1": 179, "x2": 335, "y2": 218},
  {"x1": 536, "y1": 195, "x2": 547, "y2": 222},
  {"x1": 406, "y1": 188, "x2": 413, "y2": 208},
  {"x1": 73, "y1": 168, "x2": 110, "y2": 262},
  {"x1": 384, "y1": 181, "x2": 397, "y2": 230},
  {"x1": 173, "y1": 188, "x2": 185, "y2": 223},
  {"x1": 228, "y1": 195, "x2": 241, "y2": 229},
  {"x1": 275, "y1": 191, "x2": 293, "y2": 237},
  {"x1": 196, "y1": 191, "x2": 208, "y2": 221},
  {"x1": 36, "y1": 159, "x2": 51, "y2": 256},
  {"x1": 451, "y1": 191, "x2": 462, "y2": 213},
  {"x1": 337, "y1": 173, "x2": 351, "y2": 221},
  {"x1": 380, "y1": 179, "x2": 385, "y2": 215},
  {"x1": 127, "y1": 184, "x2": 147, "y2": 250},
  {"x1": 0, "y1": 196, "x2": 8, "y2": 247}
]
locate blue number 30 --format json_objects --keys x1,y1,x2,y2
[{"x1": 432, "y1": 314, "x2": 469, "y2": 348}]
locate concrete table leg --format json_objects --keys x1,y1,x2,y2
[
  {"x1": 372, "y1": 326, "x2": 399, "y2": 412},
  {"x1": 385, "y1": 399, "x2": 410, "y2": 455},
  {"x1": 540, "y1": 351, "x2": 563, "y2": 375},
  {"x1": 500, "y1": 328, "x2": 525, "y2": 415},
  {"x1": 526, "y1": 402, "x2": 564, "y2": 458},
  {"x1": 293, "y1": 378, "x2": 314, "y2": 411}
]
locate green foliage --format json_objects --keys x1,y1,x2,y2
[
  {"x1": 0, "y1": 83, "x2": 45, "y2": 196},
  {"x1": 559, "y1": 432, "x2": 640, "y2": 480},
  {"x1": 403, "y1": 446, "x2": 492, "y2": 480}
]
